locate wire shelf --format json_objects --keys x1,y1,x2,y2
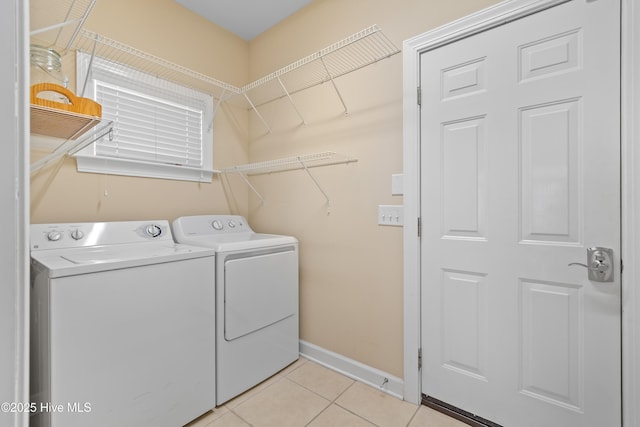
[
  {"x1": 222, "y1": 152, "x2": 358, "y2": 209},
  {"x1": 239, "y1": 25, "x2": 400, "y2": 109},
  {"x1": 29, "y1": 0, "x2": 399, "y2": 118},
  {"x1": 224, "y1": 25, "x2": 400, "y2": 132},
  {"x1": 72, "y1": 30, "x2": 241, "y2": 101},
  {"x1": 30, "y1": 0, "x2": 97, "y2": 54},
  {"x1": 222, "y1": 152, "x2": 358, "y2": 176},
  {"x1": 69, "y1": 25, "x2": 399, "y2": 113},
  {"x1": 28, "y1": 0, "x2": 392, "y2": 180}
]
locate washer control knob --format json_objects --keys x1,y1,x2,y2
[
  {"x1": 228, "y1": 220, "x2": 236, "y2": 228},
  {"x1": 47, "y1": 231, "x2": 62, "y2": 242},
  {"x1": 212, "y1": 220, "x2": 223, "y2": 230},
  {"x1": 145, "y1": 224, "x2": 163, "y2": 238},
  {"x1": 70, "y1": 229, "x2": 84, "y2": 240}
]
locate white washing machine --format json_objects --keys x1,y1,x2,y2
[
  {"x1": 30, "y1": 220, "x2": 216, "y2": 427},
  {"x1": 172, "y1": 215, "x2": 299, "y2": 405}
]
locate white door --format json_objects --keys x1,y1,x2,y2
[{"x1": 420, "y1": 1, "x2": 620, "y2": 426}]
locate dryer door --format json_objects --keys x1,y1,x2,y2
[{"x1": 224, "y1": 248, "x2": 298, "y2": 341}]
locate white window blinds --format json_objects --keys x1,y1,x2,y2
[
  {"x1": 95, "y1": 82, "x2": 203, "y2": 167},
  {"x1": 75, "y1": 52, "x2": 214, "y2": 182}
]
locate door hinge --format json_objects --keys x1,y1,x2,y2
[
  {"x1": 417, "y1": 86, "x2": 421, "y2": 106},
  {"x1": 418, "y1": 347, "x2": 422, "y2": 370},
  {"x1": 417, "y1": 217, "x2": 421, "y2": 237},
  {"x1": 621, "y1": 258, "x2": 624, "y2": 274}
]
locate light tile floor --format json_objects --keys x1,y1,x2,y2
[{"x1": 186, "y1": 356, "x2": 468, "y2": 427}]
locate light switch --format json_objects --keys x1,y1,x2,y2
[{"x1": 378, "y1": 205, "x2": 404, "y2": 226}]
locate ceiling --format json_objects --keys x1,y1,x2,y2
[{"x1": 174, "y1": 0, "x2": 314, "y2": 41}]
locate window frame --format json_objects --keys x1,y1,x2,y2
[{"x1": 75, "y1": 51, "x2": 215, "y2": 182}]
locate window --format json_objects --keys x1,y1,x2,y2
[{"x1": 75, "y1": 51, "x2": 214, "y2": 182}]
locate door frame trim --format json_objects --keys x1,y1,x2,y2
[
  {"x1": 402, "y1": 1, "x2": 639, "y2": 425},
  {"x1": 2, "y1": 0, "x2": 29, "y2": 425}
]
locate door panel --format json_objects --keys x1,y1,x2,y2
[
  {"x1": 441, "y1": 269, "x2": 488, "y2": 380},
  {"x1": 520, "y1": 99, "x2": 581, "y2": 243},
  {"x1": 420, "y1": 1, "x2": 620, "y2": 426},
  {"x1": 520, "y1": 279, "x2": 582, "y2": 410},
  {"x1": 441, "y1": 117, "x2": 488, "y2": 240},
  {"x1": 224, "y1": 249, "x2": 298, "y2": 340}
]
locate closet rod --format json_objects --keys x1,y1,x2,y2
[
  {"x1": 73, "y1": 30, "x2": 241, "y2": 100},
  {"x1": 241, "y1": 25, "x2": 392, "y2": 91},
  {"x1": 236, "y1": 24, "x2": 399, "y2": 124},
  {"x1": 223, "y1": 152, "x2": 356, "y2": 175}
]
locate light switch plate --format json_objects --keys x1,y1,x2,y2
[
  {"x1": 378, "y1": 205, "x2": 404, "y2": 226},
  {"x1": 391, "y1": 174, "x2": 403, "y2": 196}
]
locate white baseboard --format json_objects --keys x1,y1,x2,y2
[{"x1": 299, "y1": 340, "x2": 404, "y2": 400}]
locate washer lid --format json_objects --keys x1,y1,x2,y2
[
  {"x1": 172, "y1": 215, "x2": 297, "y2": 251},
  {"x1": 31, "y1": 242, "x2": 215, "y2": 278},
  {"x1": 173, "y1": 232, "x2": 297, "y2": 251}
]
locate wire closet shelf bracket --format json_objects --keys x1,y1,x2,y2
[
  {"x1": 29, "y1": 1, "x2": 396, "y2": 180},
  {"x1": 29, "y1": 0, "x2": 114, "y2": 174},
  {"x1": 233, "y1": 24, "x2": 400, "y2": 133},
  {"x1": 222, "y1": 152, "x2": 358, "y2": 210}
]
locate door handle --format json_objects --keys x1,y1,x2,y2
[{"x1": 568, "y1": 247, "x2": 614, "y2": 282}]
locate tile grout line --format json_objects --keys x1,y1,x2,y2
[
  {"x1": 301, "y1": 401, "x2": 333, "y2": 427},
  {"x1": 284, "y1": 359, "x2": 423, "y2": 427},
  {"x1": 205, "y1": 357, "x2": 417, "y2": 427},
  {"x1": 302, "y1": 380, "x2": 381, "y2": 427},
  {"x1": 280, "y1": 360, "x2": 380, "y2": 427},
  {"x1": 285, "y1": 360, "x2": 349, "y2": 426},
  {"x1": 404, "y1": 404, "x2": 421, "y2": 427},
  {"x1": 223, "y1": 374, "x2": 287, "y2": 425},
  {"x1": 326, "y1": 380, "x2": 382, "y2": 426},
  {"x1": 223, "y1": 357, "x2": 323, "y2": 427},
  {"x1": 213, "y1": 358, "x2": 310, "y2": 426},
  {"x1": 329, "y1": 381, "x2": 421, "y2": 427}
]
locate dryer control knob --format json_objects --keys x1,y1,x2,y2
[
  {"x1": 145, "y1": 224, "x2": 163, "y2": 238},
  {"x1": 228, "y1": 220, "x2": 236, "y2": 228},
  {"x1": 212, "y1": 220, "x2": 223, "y2": 230},
  {"x1": 71, "y1": 229, "x2": 84, "y2": 240},
  {"x1": 47, "y1": 231, "x2": 62, "y2": 242}
]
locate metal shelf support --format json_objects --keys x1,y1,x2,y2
[
  {"x1": 236, "y1": 24, "x2": 400, "y2": 121},
  {"x1": 31, "y1": 120, "x2": 113, "y2": 174},
  {"x1": 320, "y1": 56, "x2": 348, "y2": 116},
  {"x1": 298, "y1": 156, "x2": 331, "y2": 206},
  {"x1": 30, "y1": 0, "x2": 97, "y2": 54},
  {"x1": 277, "y1": 77, "x2": 306, "y2": 125},
  {"x1": 237, "y1": 172, "x2": 266, "y2": 205},
  {"x1": 221, "y1": 152, "x2": 358, "y2": 210},
  {"x1": 244, "y1": 93, "x2": 272, "y2": 133},
  {"x1": 30, "y1": 4, "x2": 395, "y2": 179}
]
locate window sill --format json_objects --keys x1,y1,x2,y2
[{"x1": 75, "y1": 154, "x2": 214, "y2": 183}]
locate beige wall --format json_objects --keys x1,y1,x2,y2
[
  {"x1": 247, "y1": 0, "x2": 499, "y2": 378},
  {"x1": 30, "y1": 0, "x2": 250, "y2": 224},
  {"x1": 30, "y1": 0, "x2": 500, "y2": 380}
]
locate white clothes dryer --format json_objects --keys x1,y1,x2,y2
[
  {"x1": 30, "y1": 220, "x2": 216, "y2": 427},
  {"x1": 172, "y1": 215, "x2": 299, "y2": 405}
]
